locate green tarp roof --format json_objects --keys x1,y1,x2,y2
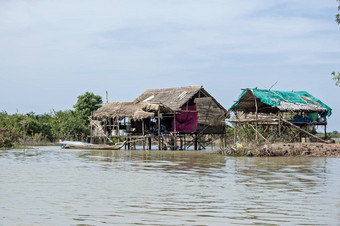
[{"x1": 230, "y1": 88, "x2": 332, "y2": 116}]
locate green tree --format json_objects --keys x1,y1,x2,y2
[
  {"x1": 73, "y1": 92, "x2": 103, "y2": 121},
  {"x1": 0, "y1": 92, "x2": 104, "y2": 145},
  {"x1": 332, "y1": 72, "x2": 340, "y2": 86},
  {"x1": 0, "y1": 129, "x2": 15, "y2": 148},
  {"x1": 50, "y1": 110, "x2": 89, "y2": 141}
]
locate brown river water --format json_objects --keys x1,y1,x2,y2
[{"x1": 1, "y1": 146, "x2": 340, "y2": 225}]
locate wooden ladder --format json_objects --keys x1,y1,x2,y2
[{"x1": 89, "y1": 117, "x2": 114, "y2": 143}]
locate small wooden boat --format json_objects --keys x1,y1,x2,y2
[{"x1": 60, "y1": 141, "x2": 126, "y2": 150}]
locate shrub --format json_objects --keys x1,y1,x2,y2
[{"x1": 0, "y1": 128, "x2": 16, "y2": 148}]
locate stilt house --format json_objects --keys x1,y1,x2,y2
[
  {"x1": 90, "y1": 86, "x2": 228, "y2": 150},
  {"x1": 230, "y1": 88, "x2": 332, "y2": 143}
]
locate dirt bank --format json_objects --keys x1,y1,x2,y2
[{"x1": 258, "y1": 142, "x2": 340, "y2": 157}]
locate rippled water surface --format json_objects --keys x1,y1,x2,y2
[{"x1": 1, "y1": 146, "x2": 340, "y2": 225}]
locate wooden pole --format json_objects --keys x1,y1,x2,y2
[
  {"x1": 184, "y1": 134, "x2": 186, "y2": 150},
  {"x1": 128, "y1": 135, "x2": 131, "y2": 150},
  {"x1": 104, "y1": 119, "x2": 107, "y2": 144},
  {"x1": 180, "y1": 136, "x2": 183, "y2": 150},
  {"x1": 198, "y1": 135, "x2": 201, "y2": 150},
  {"x1": 194, "y1": 133, "x2": 198, "y2": 150},
  {"x1": 278, "y1": 113, "x2": 281, "y2": 138},
  {"x1": 158, "y1": 109, "x2": 161, "y2": 150},
  {"x1": 224, "y1": 129, "x2": 227, "y2": 148},
  {"x1": 281, "y1": 118, "x2": 327, "y2": 143},
  {"x1": 148, "y1": 136, "x2": 152, "y2": 150},
  {"x1": 234, "y1": 122, "x2": 237, "y2": 145},
  {"x1": 249, "y1": 124, "x2": 268, "y2": 142},
  {"x1": 174, "y1": 112, "x2": 177, "y2": 150},
  {"x1": 117, "y1": 117, "x2": 120, "y2": 143},
  {"x1": 90, "y1": 115, "x2": 94, "y2": 144},
  {"x1": 253, "y1": 90, "x2": 259, "y2": 143},
  {"x1": 142, "y1": 120, "x2": 145, "y2": 150}
]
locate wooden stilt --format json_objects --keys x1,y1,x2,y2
[
  {"x1": 194, "y1": 133, "x2": 198, "y2": 150},
  {"x1": 117, "y1": 117, "x2": 120, "y2": 144},
  {"x1": 148, "y1": 136, "x2": 152, "y2": 150},
  {"x1": 253, "y1": 90, "x2": 259, "y2": 143},
  {"x1": 142, "y1": 120, "x2": 145, "y2": 150},
  {"x1": 128, "y1": 135, "x2": 131, "y2": 150},
  {"x1": 278, "y1": 113, "x2": 281, "y2": 138},
  {"x1": 224, "y1": 130, "x2": 227, "y2": 148},
  {"x1": 90, "y1": 118, "x2": 94, "y2": 144},
  {"x1": 180, "y1": 136, "x2": 183, "y2": 150},
  {"x1": 234, "y1": 122, "x2": 237, "y2": 145},
  {"x1": 281, "y1": 118, "x2": 327, "y2": 143},
  {"x1": 158, "y1": 109, "x2": 161, "y2": 150},
  {"x1": 173, "y1": 112, "x2": 177, "y2": 150}
]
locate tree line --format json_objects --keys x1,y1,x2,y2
[{"x1": 0, "y1": 92, "x2": 102, "y2": 148}]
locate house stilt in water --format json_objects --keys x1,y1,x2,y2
[
  {"x1": 90, "y1": 86, "x2": 228, "y2": 150},
  {"x1": 229, "y1": 88, "x2": 332, "y2": 144}
]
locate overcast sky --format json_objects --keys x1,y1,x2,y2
[{"x1": 0, "y1": 0, "x2": 339, "y2": 131}]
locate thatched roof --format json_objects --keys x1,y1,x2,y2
[
  {"x1": 93, "y1": 86, "x2": 228, "y2": 120},
  {"x1": 230, "y1": 88, "x2": 332, "y2": 116},
  {"x1": 93, "y1": 102, "x2": 169, "y2": 120},
  {"x1": 135, "y1": 86, "x2": 227, "y2": 112}
]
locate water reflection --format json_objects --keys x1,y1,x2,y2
[
  {"x1": 89, "y1": 150, "x2": 224, "y2": 168},
  {"x1": 232, "y1": 157, "x2": 327, "y2": 189},
  {"x1": 0, "y1": 146, "x2": 339, "y2": 225},
  {"x1": 224, "y1": 157, "x2": 333, "y2": 224}
]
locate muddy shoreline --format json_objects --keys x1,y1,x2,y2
[
  {"x1": 219, "y1": 142, "x2": 340, "y2": 157},
  {"x1": 259, "y1": 142, "x2": 340, "y2": 157}
]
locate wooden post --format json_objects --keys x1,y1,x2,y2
[
  {"x1": 234, "y1": 122, "x2": 237, "y2": 145},
  {"x1": 224, "y1": 128, "x2": 227, "y2": 148},
  {"x1": 117, "y1": 117, "x2": 120, "y2": 143},
  {"x1": 245, "y1": 124, "x2": 248, "y2": 144},
  {"x1": 148, "y1": 136, "x2": 152, "y2": 150},
  {"x1": 253, "y1": 90, "x2": 259, "y2": 143},
  {"x1": 174, "y1": 112, "x2": 177, "y2": 150},
  {"x1": 142, "y1": 120, "x2": 145, "y2": 150},
  {"x1": 104, "y1": 119, "x2": 107, "y2": 144},
  {"x1": 184, "y1": 135, "x2": 186, "y2": 150},
  {"x1": 158, "y1": 109, "x2": 161, "y2": 150},
  {"x1": 128, "y1": 135, "x2": 131, "y2": 150},
  {"x1": 198, "y1": 135, "x2": 201, "y2": 150},
  {"x1": 180, "y1": 136, "x2": 183, "y2": 150},
  {"x1": 281, "y1": 118, "x2": 327, "y2": 143},
  {"x1": 278, "y1": 113, "x2": 281, "y2": 138},
  {"x1": 194, "y1": 133, "x2": 198, "y2": 150},
  {"x1": 218, "y1": 134, "x2": 222, "y2": 150},
  {"x1": 90, "y1": 116, "x2": 94, "y2": 144}
]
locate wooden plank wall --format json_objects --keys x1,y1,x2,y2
[{"x1": 194, "y1": 97, "x2": 225, "y2": 126}]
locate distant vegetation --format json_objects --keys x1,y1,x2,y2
[
  {"x1": 0, "y1": 92, "x2": 102, "y2": 148},
  {"x1": 329, "y1": 131, "x2": 340, "y2": 138}
]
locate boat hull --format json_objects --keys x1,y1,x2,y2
[{"x1": 60, "y1": 141, "x2": 125, "y2": 150}]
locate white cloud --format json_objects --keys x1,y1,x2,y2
[{"x1": 0, "y1": 0, "x2": 339, "y2": 130}]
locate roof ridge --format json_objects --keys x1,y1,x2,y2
[{"x1": 143, "y1": 85, "x2": 202, "y2": 92}]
